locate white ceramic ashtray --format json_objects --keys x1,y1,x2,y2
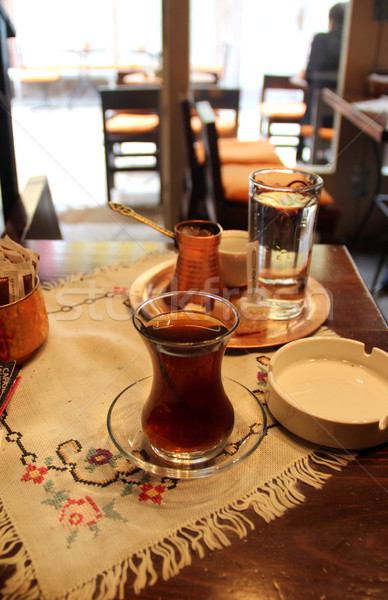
[
  {"x1": 219, "y1": 230, "x2": 248, "y2": 288},
  {"x1": 267, "y1": 337, "x2": 388, "y2": 449}
]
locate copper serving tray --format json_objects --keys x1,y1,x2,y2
[{"x1": 129, "y1": 259, "x2": 331, "y2": 349}]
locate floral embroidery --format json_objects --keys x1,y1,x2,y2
[
  {"x1": 138, "y1": 483, "x2": 166, "y2": 505},
  {"x1": 19, "y1": 442, "x2": 177, "y2": 547},
  {"x1": 88, "y1": 448, "x2": 113, "y2": 466},
  {"x1": 40, "y1": 478, "x2": 128, "y2": 547},
  {"x1": 111, "y1": 286, "x2": 128, "y2": 295},
  {"x1": 21, "y1": 463, "x2": 49, "y2": 484},
  {"x1": 56, "y1": 440, "x2": 143, "y2": 486},
  {"x1": 257, "y1": 370, "x2": 268, "y2": 383},
  {"x1": 59, "y1": 496, "x2": 103, "y2": 528},
  {"x1": 256, "y1": 355, "x2": 270, "y2": 388}
]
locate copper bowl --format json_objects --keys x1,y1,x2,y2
[{"x1": 0, "y1": 278, "x2": 49, "y2": 365}]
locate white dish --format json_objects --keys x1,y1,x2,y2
[{"x1": 267, "y1": 337, "x2": 388, "y2": 449}]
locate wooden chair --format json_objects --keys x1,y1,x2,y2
[
  {"x1": 180, "y1": 97, "x2": 207, "y2": 220},
  {"x1": 298, "y1": 90, "x2": 336, "y2": 164},
  {"x1": 195, "y1": 101, "x2": 285, "y2": 229},
  {"x1": 297, "y1": 72, "x2": 338, "y2": 163},
  {"x1": 259, "y1": 74, "x2": 306, "y2": 147},
  {"x1": 180, "y1": 87, "x2": 241, "y2": 220},
  {"x1": 196, "y1": 100, "x2": 341, "y2": 239},
  {"x1": 180, "y1": 96, "x2": 283, "y2": 221},
  {"x1": 192, "y1": 86, "x2": 241, "y2": 138},
  {"x1": 98, "y1": 86, "x2": 160, "y2": 204}
]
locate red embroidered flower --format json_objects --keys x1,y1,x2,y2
[
  {"x1": 88, "y1": 448, "x2": 113, "y2": 466},
  {"x1": 138, "y1": 483, "x2": 166, "y2": 505},
  {"x1": 59, "y1": 496, "x2": 103, "y2": 529},
  {"x1": 21, "y1": 463, "x2": 48, "y2": 484},
  {"x1": 112, "y1": 286, "x2": 128, "y2": 295},
  {"x1": 257, "y1": 371, "x2": 268, "y2": 383}
]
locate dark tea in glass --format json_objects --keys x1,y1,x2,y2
[{"x1": 133, "y1": 291, "x2": 240, "y2": 465}]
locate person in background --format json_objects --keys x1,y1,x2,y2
[
  {"x1": 297, "y1": 3, "x2": 348, "y2": 160},
  {"x1": 304, "y1": 3, "x2": 347, "y2": 92}
]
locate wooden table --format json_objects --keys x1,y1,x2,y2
[{"x1": 22, "y1": 241, "x2": 388, "y2": 599}]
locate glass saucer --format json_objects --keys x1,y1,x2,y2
[{"x1": 107, "y1": 377, "x2": 267, "y2": 479}]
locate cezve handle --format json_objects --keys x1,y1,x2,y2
[{"x1": 108, "y1": 202, "x2": 175, "y2": 239}]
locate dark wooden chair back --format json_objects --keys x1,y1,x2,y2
[
  {"x1": 193, "y1": 87, "x2": 240, "y2": 137},
  {"x1": 180, "y1": 98, "x2": 207, "y2": 220},
  {"x1": 195, "y1": 99, "x2": 341, "y2": 237},
  {"x1": 98, "y1": 86, "x2": 160, "y2": 203},
  {"x1": 260, "y1": 74, "x2": 306, "y2": 140},
  {"x1": 260, "y1": 74, "x2": 304, "y2": 101},
  {"x1": 303, "y1": 70, "x2": 338, "y2": 123},
  {"x1": 180, "y1": 88, "x2": 241, "y2": 220},
  {"x1": 99, "y1": 86, "x2": 160, "y2": 114},
  {"x1": 196, "y1": 101, "x2": 232, "y2": 225},
  {"x1": 193, "y1": 86, "x2": 240, "y2": 110}
]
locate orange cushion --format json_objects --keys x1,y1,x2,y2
[
  {"x1": 195, "y1": 138, "x2": 283, "y2": 166},
  {"x1": 105, "y1": 113, "x2": 159, "y2": 134},
  {"x1": 299, "y1": 124, "x2": 315, "y2": 138},
  {"x1": 221, "y1": 163, "x2": 283, "y2": 203},
  {"x1": 260, "y1": 102, "x2": 306, "y2": 120},
  {"x1": 318, "y1": 127, "x2": 335, "y2": 141},
  {"x1": 191, "y1": 115, "x2": 237, "y2": 138},
  {"x1": 220, "y1": 163, "x2": 334, "y2": 207},
  {"x1": 299, "y1": 125, "x2": 335, "y2": 141}
]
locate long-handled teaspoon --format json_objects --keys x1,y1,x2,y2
[{"x1": 108, "y1": 202, "x2": 176, "y2": 240}]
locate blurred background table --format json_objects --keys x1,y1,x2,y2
[
  {"x1": 322, "y1": 88, "x2": 388, "y2": 288},
  {"x1": 23, "y1": 239, "x2": 388, "y2": 600}
]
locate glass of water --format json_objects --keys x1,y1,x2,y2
[{"x1": 248, "y1": 168, "x2": 323, "y2": 320}]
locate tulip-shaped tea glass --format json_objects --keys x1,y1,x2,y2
[
  {"x1": 133, "y1": 291, "x2": 240, "y2": 465},
  {"x1": 248, "y1": 168, "x2": 323, "y2": 320}
]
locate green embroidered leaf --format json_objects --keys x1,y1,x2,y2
[
  {"x1": 41, "y1": 498, "x2": 57, "y2": 507},
  {"x1": 102, "y1": 499, "x2": 127, "y2": 522},
  {"x1": 89, "y1": 523, "x2": 100, "y2": 537},
  {"x1": 67, "y1": 529, "x2": 78, "y2": 548},
  {"x1": 43, "y1": 480, "x2": 54, "y2": 493},
  {"x1": 121, "y1": 483, "x2": 133, "y2": 496},
  {"x1": 108, "y1": 453, "x2": 122, "y2": 468},
  {"x1": 85, "y1": 448, "x2": 97, "y2": 461},
  {"x1": 45, "y1": 457, "x2": 54, "y2": 467},
  {"x1": 42, "y1": 490, "x2": 69, "y2": 509},
  {"x1": 85, "y1": 463, "x2": 97, "y2": 473}
]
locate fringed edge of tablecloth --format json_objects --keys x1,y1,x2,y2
[
  {"x1": 0, "y1": 499, "x2": 41, "y2": 599},
  {"x1": 127, "y1": 449, "x2": 354, "y2": 597},
  {"x1": 126, "y1": 449, "x2": 354, "y2": 596},
  {"x1": 0, "y1": 448, "x2": 354, "y2": 599}
]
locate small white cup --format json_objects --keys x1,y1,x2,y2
[{"x1": 218, "y1": 230, "x2": 249, "y2": 288}]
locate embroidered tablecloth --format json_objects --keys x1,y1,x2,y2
[{"x1": 0, "y1": 252, "x2": 353, "y2": 599}]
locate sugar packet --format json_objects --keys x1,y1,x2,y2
[{"x1": 0, "y1": 236, "x2": 40, "y2": 305}]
